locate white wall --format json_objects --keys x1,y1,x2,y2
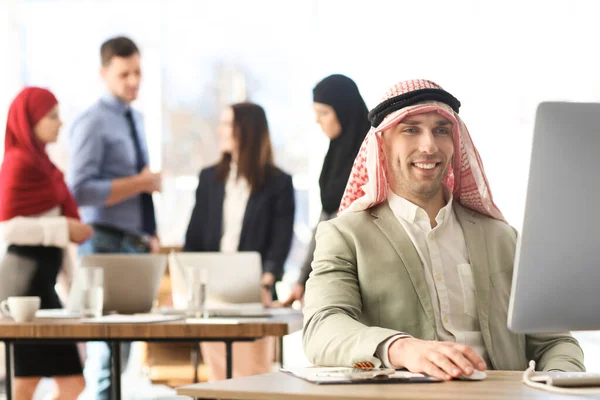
[
  {"x1": 313, "y1": 0, "x2": 600, "y2": 230},
  {"x1": 0, "y1": 0, "x2": 23, "y2": 380},
  {"x1": 0, "y1": 0, "x2": 23, "y2": 163}
]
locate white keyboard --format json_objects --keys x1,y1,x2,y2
[{"x1": 531, "y1": 372, "x2": 600, "y2": 388}]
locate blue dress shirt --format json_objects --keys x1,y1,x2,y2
[{"x1": 68, "y1": 93, "x2": 151, "y2": 236}]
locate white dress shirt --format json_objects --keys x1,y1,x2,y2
[
  {"x1": 0, "y1": 206, "x2": 69, "y2": 248},
  {"x1": 219, "y1": 163, "x2": 251, "y2": 252},
  {"x1": 376, "y1": 190, "x2": 489, "y2": 367}
]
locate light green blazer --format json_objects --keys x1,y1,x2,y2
[{"x1": 303, "y1": 202, "x2": 584, "y2": 372}]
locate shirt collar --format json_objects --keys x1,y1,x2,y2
[
  {"x1": 387, "y1": 187, "x2": 454, "y2": 226},
  {"x1": 100, "y1": 92, "x2": 130, "y2": 114}
]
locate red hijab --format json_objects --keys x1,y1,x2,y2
[{"x1": 0, "y1": 87, "x2": 80, "y2": 221}]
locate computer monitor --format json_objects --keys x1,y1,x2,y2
[
  {"x1": 68, "y1": 254, "x2": 167, "y2": 314},
  {"x1": 508, "y1": 102, "x2": 600, "y2": 333},
  {"x1": 168, "y1": 251, "x2": 263, "y2": 308}
]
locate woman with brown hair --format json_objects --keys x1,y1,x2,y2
[{"x1": 184, "y1": 102, "x2": 295, "y2": 379}]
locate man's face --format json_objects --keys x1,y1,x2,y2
[
  {"x1": 382, "y1": 111, "x2": 454, "y2": 201},
  {"x1": 100, "y1": 53, "x2": 141, "y2": 104}
]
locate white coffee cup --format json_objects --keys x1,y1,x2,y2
[{"x1": 0, "y1": 296, "x2": 41, "y2": 322}]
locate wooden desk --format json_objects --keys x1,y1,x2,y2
[
  {"x1": 176, "y1": 371, "x2": 600, "y2": 400},
  {"x1": 0, "y1": 312, "x2": 302, "y2": 400}
]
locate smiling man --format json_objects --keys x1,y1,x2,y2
[
  {"x1": 302, "y1": 79, "x2": 584, "y2": 380},
  {"x1": 68, "y1": 36, "x2": 162, "y2": 400}
]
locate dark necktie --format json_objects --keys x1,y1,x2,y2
[{"x1": 125, "y1": 109, "x2": 156, "y2": 236}]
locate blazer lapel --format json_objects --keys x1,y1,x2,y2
[
  {"x1": 209, "y1": 181, "x2": 225, "y2": 251},
  {"x1": 238, "y1": 191, "x2": 257, "y2": 250},
  {"x1": 371, "y1": 203, "x2": 437, "y2": 333},
  {"x1": 453, "y1": 204, "x2": 495, "y2": 367}
]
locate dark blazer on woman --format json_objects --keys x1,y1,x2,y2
[{"x1": 184, "y1": 165, "x2": 295, "y2": 281}]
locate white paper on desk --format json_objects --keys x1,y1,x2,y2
[
  {"x1": 206, "y1": 302, "x2": 301, "y2": 316},
  {"x1": 186, "y1": 317, "x2": 240, "y2": 324},
  {"x1": 262, "y1": 307, "x2": 303, "y2": 317},
  {"x1": 80, "y1": 314, "x2": 184, "y2": 324},
  {"x1": 185, "y1": 318, "x2": 241, "y2": 324},
  {"x1": 186, "y1": 317, "x2": 275, "y2": 324},
  {"x1": 281, "y1": 367, "x2": 431, "y2": 383},
  {"x1": 36, "y1": 309, "x2": 81, "y2": 319},
  {"x1": 206, "y1": 302, "x2": 264, "y2": 310}
]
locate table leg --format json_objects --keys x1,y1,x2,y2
[
  {"x1": 225, "y1": 340, "x2": 233, "y2": 379},
  {"x1": 192, "y1": 342, "x2": 199, "y2": 383},
  {"x1": 4, "y1": 341, "x2": 12, "y2": 400},
  {"x1": 111, "y1": 342, "x2": 122, "y2": 400},
  {"x1": 279, "y1": 336, "x2": 284, "y2": 368}
]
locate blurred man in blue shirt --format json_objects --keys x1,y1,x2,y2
[{"x1": 68, "y1": 36, "x2": 161, "y2": 400}]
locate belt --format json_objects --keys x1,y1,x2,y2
[{"x1": 91, "y1": 224, "x2": 150, "y2": 252}]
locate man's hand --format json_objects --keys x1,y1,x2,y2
[
  {"x1": 149, "y1": 235, "x2": 160, "y2": 253},
  {"x1": 138, "y1": 166, "x2": 162, "y2": 194},
  {"x1": 388, "y1": 338, "x2": 487, "y2": 381},
  {"x1": 67, "y1": 219, "x2": 94, "y2": 244},
  {"x1": 281, "y1": 283, "x2": 305, "y2": 307},
  {"x1": 106, "y1": 167, "x2": 161, "y2": 206}
]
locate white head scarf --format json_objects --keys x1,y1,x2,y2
[{"x1": 338, "y1": 79, "x2": 504, "y2": 221}]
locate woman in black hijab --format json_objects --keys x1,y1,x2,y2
[{"x1": 282, "y1": 74, "x2": 369, "y2": 306}]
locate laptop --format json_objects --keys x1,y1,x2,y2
[
  {"x1": 168, "y1": 251, "x2": 268, "y2": 317},
  {"x1": 67, "y1": 254, "x2": 167, "y2": 315}
]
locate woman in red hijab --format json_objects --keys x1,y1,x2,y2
[{"x1": 0, "y1": 87, "x2": 93, "y2": 400}]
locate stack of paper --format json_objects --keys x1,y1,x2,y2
[{"x1": 80, "y1": 314, "x2": 184, "y2": 324}]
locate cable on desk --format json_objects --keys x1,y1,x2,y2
[{"x1": 522, "y1": 360, "x2": 600, "y2": 395}]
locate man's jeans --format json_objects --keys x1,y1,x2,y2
[{"x1": 79, "y1": 228, "x2": 148, "y2": 400}]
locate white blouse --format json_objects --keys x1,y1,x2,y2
[{"x1": 219, "y1": 163, "x2": 251, "y2": 253}]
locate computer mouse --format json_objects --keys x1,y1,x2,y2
[{"x1": 457, "y1": 369, "x2": 487, "y2": 381}]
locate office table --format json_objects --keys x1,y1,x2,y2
[
  {"x1": 176, "y1": 370, "x2": 600, "y2": 400},
  {"x1": 0, "y1": 311, "x2": 302, "y2": 400}
]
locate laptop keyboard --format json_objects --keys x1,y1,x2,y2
[{"x1": 532, "y1": 372, "x2": 600, "y2": 387}]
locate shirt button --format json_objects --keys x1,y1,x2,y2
[
  {"x1": 435, "y1": 274, "x2": 441, "y2": 281},
  {"x1": 443, "y1": 316, "x2": 449, "y2": 323}
]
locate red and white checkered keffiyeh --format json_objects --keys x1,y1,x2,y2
[{"x1": 338, "y1": 79, "x2": 504, "y2": 221}]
